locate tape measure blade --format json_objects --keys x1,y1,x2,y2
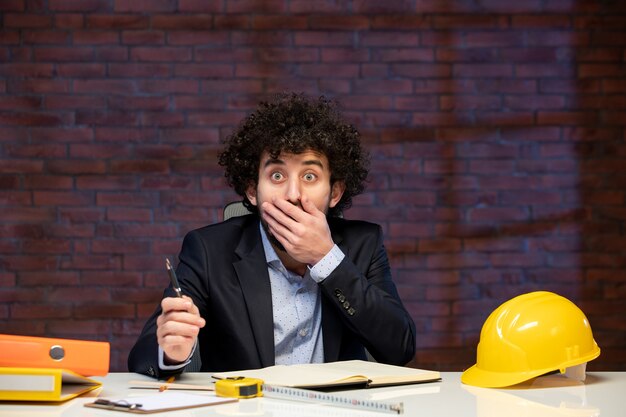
[{"x1": 262, "y1": 384, "x2": 403, "y2": 415}]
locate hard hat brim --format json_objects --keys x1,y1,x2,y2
[
  {"x1": 461, "y1": 345, "x2": 601, "y2": 388},
  {"x1": 461, "y1": 364, "x2": 549, "y2": 388}
]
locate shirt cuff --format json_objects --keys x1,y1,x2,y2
[
  {"x1": 158, "y1": 340, "x2": 197, "y2": 371},
  {"x1": 309, "y1": 244, "x2": 345, "y2": 283}
]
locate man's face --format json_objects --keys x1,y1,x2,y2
[{"x1": 245, "y1": 150, "x2": 344, "y2": 251}]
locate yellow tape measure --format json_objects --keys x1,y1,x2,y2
[
  {"x1": 215, "y1": 377, "x2": 263, "y2": 399},
  {"x1": 215, "y1": 377, "x2": 403, "y2": 414}
]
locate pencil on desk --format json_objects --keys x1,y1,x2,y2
[
  {"x1": 129, "y1": 379, "x2": 215, "y2": 391},
  {"x1": 159, "y1": 376, "x2": 176, "y2": 392}
]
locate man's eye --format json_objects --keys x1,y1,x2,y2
[
  {"x1": 271, "y1": 172, "x2": 283, "y2": 181},
  {"x1": 303, "y1": 173, "x2": 317, "y2": 181}
]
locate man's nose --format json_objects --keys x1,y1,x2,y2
[{"x1": 285, "y1": 178, "x2": 301, "y2": 204}]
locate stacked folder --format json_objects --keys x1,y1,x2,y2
[{"x1": 0, "y1": 334, "x2": 110, "y2": 402}]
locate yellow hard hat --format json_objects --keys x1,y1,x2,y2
[{"x1": 461, "y1": 291, "x2": 600, "y2": 388}]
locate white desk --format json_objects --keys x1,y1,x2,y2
[{"x1": 0, "y1": 372, "x2": 624, "y2": 417}]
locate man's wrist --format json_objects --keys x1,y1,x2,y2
[
  {"x1": 158, "y1": 340, "x2": 197, "y2": 370},
  {"x1": 309, "y1": 244, "x2": 345, "y2": 283}
]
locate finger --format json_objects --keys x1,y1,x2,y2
[
  {"x1": 262, "y1": 201, "x2": 298, "y2": 229},
  {"x1": 180, "y1": 295, "x2": 200, "y2": 314},
  {"x1": 271, "y1": 198, "x2": 308, "y2": 223},
  {"x1": 265, "y1": 206, "x2": 308, "y2": 244},
  {"x1": 159, "y1": 309, "x2": 205, "y2": 326},
  {"x1": 161, "y1": 296, "x2": 192, "y2": 314},
  {"x1": 300, "y1": 195, "x2": 323, "y2": 217},
  {"x1": 158, "y1": 318, "x2": 202, "y2": 339}
]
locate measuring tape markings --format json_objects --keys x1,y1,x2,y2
[
  {"x1": 215, "y1": 377, "x2": 404, "y2": 414},
  {"x1": 262, "y1": 384, "x2": 404, "y2": 415}
]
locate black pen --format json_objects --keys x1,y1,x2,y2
[{"x1": 165, "y1": 258, "x2": 182, "y2": 298}]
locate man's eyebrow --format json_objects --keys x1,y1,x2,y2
[
  {"x1": 302, "y1": 159, "x2": 324, "y2": 169},
  {"x1": 263, "y1": 158, "x2": 285, "y2": 168},
  {"x1": 262, "y1": 158, "x2": 324, "y2": 169}
]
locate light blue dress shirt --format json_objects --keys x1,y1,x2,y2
[
  {"x1": 159, "y1": 221, "x2": 345, "y2": 369},
  {"x1": 260, "y1": 222, "x2": 345, "y2": 365}
]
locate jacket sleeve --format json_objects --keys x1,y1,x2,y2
[
  {"x1": 127, "y1": 297, "x2": 184, "y2": 379},
  {"x1": 128, "y1": 230, "x2": 209, "y2": 379},
  {"x1": 320, "y1": 224, "x2": 416, "y2": 366}
]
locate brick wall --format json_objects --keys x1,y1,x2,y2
[{"x1": 1, "y1": 1, "x2": 625, "y2": 373}]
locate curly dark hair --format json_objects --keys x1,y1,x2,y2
[{"x1": 218, "y1": 93, "x2": 369, "y2": 217}]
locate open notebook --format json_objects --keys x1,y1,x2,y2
[{"x1": 213, "y1": 360, "x2": 440, "y2": 389}]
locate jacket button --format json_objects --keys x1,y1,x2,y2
[
  {"x1": 347, "y1": 308, "x2": 355, "y2": 316},
  {"x1": 342, "y1": 301, "x2": 350, "y2": 309},
  {"x1": 338, "y1": 294, "x2": 346, "y2": 303}
]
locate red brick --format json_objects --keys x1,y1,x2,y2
[
  {"x1": 106, "y1": 207, "x2": 152, "y2": 222},
  {"x1": 8, "y1": 79, "x2": 70, "y2": 94},
  {"x1": 371, "y1": 15, "x2": 430, "y2": 30},
  {"x1": 0, "y1": 63, "x2": 54, "y2": 78},
  {"x1": 48, "y1": 288, "x2": 111, "y2": 303},
  {"x1": 529, "y1": 30, "x2": 590, "y2": 47},
  {"x1": 75, "y1": 110, "x2": 139, "y2": 126},
  {"x1": 453, "y1": 63, "x2": 513, "y2": 78},
  {"x1": 152, "y1": 15, "x2": 212, "y2": 31},
  {"x1": 0, "y1": 207, "x2": 54, "y2": 222},
  {"x1": 11, "y1": 301, "x2": 73, "y2": 320},
  {"x1": 73, "y1": 30, "x2": 119, "y2": 44},
  {"x1": 213, "y1": 15, "x2": 250, "y2": 30},
  {"x1": 0, "y1": 272, "x2": 16, "y2": 288},
  {"x1": 108, "y1": 63, "x2": 171, "y2": 77},
  {"x1": 466, "y1": 31, "x2": 525, "y2": 47},
  {"x1": 92, "y1": 240, "x2": 151, "y2": 254},
  {"x1": 121, "y1": 30, "x2": 165, "y2": 45},
  {"x1": 86, "y1": 15, "x2": 149, "y2": 29},
  {"x1": 0, "y1": 96, "x2": 42, "y2": 110},
  {"x1": 0, "y1": 0, "x2": 24, "y2": 11},
  {"x1": 54, "y1": 13, "x2": 84, "y2": 29},
  {"x1": 96, "y1": 192, "x2": 159, "y2": 207},
  {"x1": 46, "y1": 95, "x2": 105, "y2": 109},
  {"x1": 512, "y1": 15, "x2": 572, "y2": 28},
  {"x1": 48, "y1": 320, "x2": 112, "y2": 335},
  {"x1": 33, "y1": 191, "x2": 93, "y2": 206},
  {"x1": 309, "y1": 15, "x2": 370, "y2": 30},
  {"x1": 0, "y1": 176, "x2": 20, "y2": 189},
  {"x1": 19, "y1": 271, "x2": 79, "y2": 287},
  {"x1": 49, "y1": 0, "x2": 110, "y2": 11},
  {"x1": 47, "y1": 160, "x2": 106, "y2": 174},
  {"x1": 4, "y1": 13, "x2": 52, "y2": 28},
  {"x1": 226, "y1": 0, "x2": 286, "y2": 13},
  {"x1": 111, "y1": 288, "x2": 163, "y2": 304},
  {"x1": 74, "y1": 303, "x2": 135, "y2": 319},
  {"x1": 252, "y1": 15, "x2": 307, "y2": 30},
  {"x1": 178, "y1": 0, "x2": 222, "y2": 12},
  {"x1": 33, "y1": 46, "x2": 93, "y2": 61},
  {"x1": 114, "y1": 0, "x2": 176, "y2": 13},
  {"x1": 468, "y1": 208, "x2": 529, "y2": 223}
]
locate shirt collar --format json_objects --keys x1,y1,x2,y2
[
  {"x1": 259, "y1": 221, "x2": 315, "y2": 285},
  {"x1": 259, "y1": 221, "x2": 280, "y2": 266}
]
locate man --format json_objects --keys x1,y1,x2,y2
[{"x1": 128, "y1": 93, "x2": 416, "y2": 378}]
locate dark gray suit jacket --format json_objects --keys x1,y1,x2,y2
[{"x1": 128, "y1": 214, "x2": 416, "y2": 378}]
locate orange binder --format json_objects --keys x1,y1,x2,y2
[{"x1": 0, "y1": 334, "x2": 110, "y2": 376}]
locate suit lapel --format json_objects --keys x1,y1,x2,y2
[{"x1": 233, "y1": 217, "x2": 275, "y2": 367}]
